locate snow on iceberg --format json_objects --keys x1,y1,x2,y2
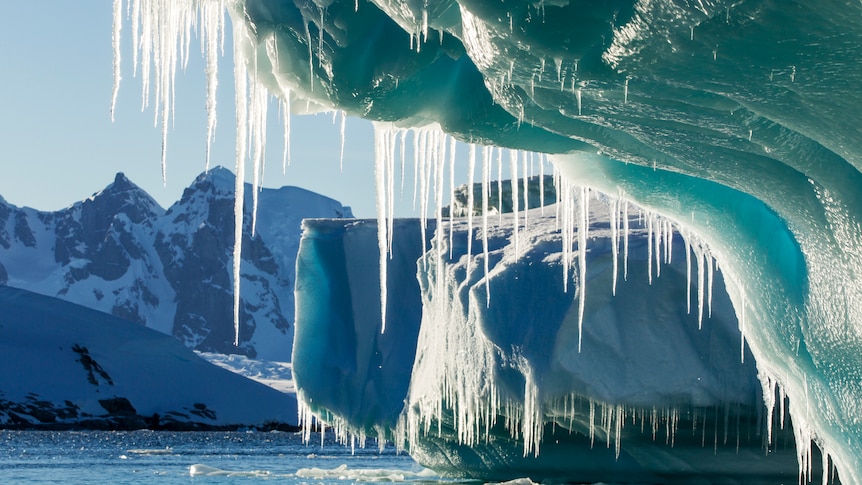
[{"x1": 115, "y1": 0, "x2": 862, "y2": 481}]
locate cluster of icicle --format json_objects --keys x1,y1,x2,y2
[
  {"x1": 387, "y1": 173, "x2": 743, "y2": 459},
  {"x1": 113, "y1": 0, "x2": 317, "y2": 345},
  {"x1": 372, "y1": 123, "x2": 554, "y2": 331},
  {"x1": 111, "y1": 0, "x2": 811, "y2": 473}
]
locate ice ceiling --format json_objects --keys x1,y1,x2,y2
[{"x1": 114, "y1": 0, "x2": 862, "y2": 482}]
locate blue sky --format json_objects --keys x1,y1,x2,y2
[
  {"x1": 0, "y1": 1, "x2": 387, "y2": 217},
  {"x1": 0, "y1": 2, "x2": 537, "y2": 219}
]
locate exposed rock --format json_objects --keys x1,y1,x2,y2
[{"x1": 98, "y1": 397, "x2": 137, "y2": 416}]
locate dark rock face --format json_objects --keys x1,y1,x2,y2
[
  {"x1": 154, "y1": 172, "x2": 287, "y2": 357},
  {"x1": 0, "y1": 167, "x2": 352, "y2": 360},
  {"x1": 0, "y1": 201, "x2": 11, "y2": 250},
  {"x1": 14, "y1": 212, "x2": 36, "y2": 248},
  {"x1": 53, "y1": 173, "x2": 159, "y2": 282},
  {"x1": 98, "y1": 397, "x2": 136, "y2": 416}
]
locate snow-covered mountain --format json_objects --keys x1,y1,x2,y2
[
  {"x1": 0, "y1": 285, "x2": 297, "y2": 429},
  {"x1": 0, "y1": 167, "x2": 352, "y2": 361}
]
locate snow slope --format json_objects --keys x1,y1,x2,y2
[{"x1": 0, "y1": 285, "x2": 296, "y2": 428}]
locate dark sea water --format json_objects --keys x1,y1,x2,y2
[{"x1": 0, "y1": 430, "x2": 446, "y2": 484}]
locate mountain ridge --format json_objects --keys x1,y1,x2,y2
[{"x1": 0, "y1": 166, "x2": 353, "y2": 361}]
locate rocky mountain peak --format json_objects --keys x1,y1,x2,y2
[
  {"x1": 86, "y1": 173, "x2": 163, "y2": 225},
  {"x1": 177, "y1": 166, "x2": 236, "y2": 205}
]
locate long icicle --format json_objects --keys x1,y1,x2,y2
[
  {"x1": 577, "y1": 187, "x2": 588, "y2": 352},
  {"x1": 510, "y1": 150, "x2": 520, "y2": 257},
  {"x1": 282, "y1": 94, "x2": 291, "y2": 171},
  {"x1": 373, "y1": 123, "x2": 390, "y2": 333},
  {"x1": 448, "y1": 137, "x2": 456, "y2": 259},
  {"x1": 482, "y1": 146, "x2": 491, "y2": 307},
  {"x1": 232, "y1": 19, "x2": 249, "y2": 347},
  {"x1": 436, "y1": 132, "x2": 447, "y2": 297},
  {"x1": 522, "y1": 151, "x2": 529, "y2": 229},
  {"x1": 610, "y1": 197, "x2": 619, "y2": 296},
  {"x1": 497, "y1": 148, "x2": 503, "y2": 223},
  {"x1": 467, "y1": 144, "x2": 476, "y2": 270},
  {"x1": 203, "y1": 0, "x2": 224, "y2": 170},
  {"x1": 111, "y1": 0, "x2": 123, "y2": 123}
]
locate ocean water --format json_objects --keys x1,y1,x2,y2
[{"x1": 0, "y1": 430, "x2": 445, "y2": 484}]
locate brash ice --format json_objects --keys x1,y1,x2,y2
[{"x1": 113, "y1": 0, "x2": 862, "y2": 482}]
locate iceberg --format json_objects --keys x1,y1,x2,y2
[
  {"x1": 295, "y1": 207, "x2": 810, "y2": 482},
  {"x1": 114, "y1": 0, "x2": 862, "y2": 482}
]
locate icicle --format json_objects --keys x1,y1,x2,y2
[
  {"x1": 623, "y1": 199, "x2": 629, "y2": 281},
  {"x1": 467, "y1": 144, "x2": 476, "y2": 270},
  {"x1": 510, "y1": 150, "x2": 520, "y2": 257},
  {"x1": 305, "y1": 22, "x2": 314, "y2": 91},
  {"x1": 448, "y1": 137, "x2": 456, "y2": 259},
  {"x1": 412, "y1": 131, "x2": 420, "y2": 209},
  {"x1": 522, "y1": 152, "x2": 529, "y2": 229},
  {"x1": 282, "y1": 95, "x2": 291, "y2": 171},
  {"x1": 610, "y1": 197, "x2": 619, "y2": 296},
  {"x1": 740, "y1": 288, "x2": 746, "y2": 363},
  {"x1": 685, "y1": 235, "x2": 692, "y2": 314},
  {"x1": 318, "y1": 8, "x2": 325, "y2": 66},
  {"x1": 232, "y1": 21, "x2": 249, "y2": 347},
  {"x1": 696, "y1": 246, "x2": 705, "y2": 329},
  {"x1": 400, "y1": 132, "x2": 407, "y2": 194},
  {"x1": 647, "y1": 214, "x2": 654, "y2": 285},
  {"x1": 482, "y1": 146, "x2": 491, "y2": 307},
  {"x1": 435, "y1": 133, "x2": 447, "y2": 297},
  {"x1": 417, "y1": 129, "x2": 429, "y2": 269},
  {"x1": 576, "y1": 88, "x2": 582, "y2": 116},
  {"x1": 539, "y1": 154, "x2": 545, "y2": 215},
  {"x1": 249, "y1": 50, "x2": 269, "y2": 239},
  {"x1": 560, "y1": 175, "x2": 572, "y2": 293},
  {"x1": 668, "y1": 222, "x2": 675, "y2": 263},
  {"x1": 138, "y1": 0, "x2": 151, "y2": 110},
  {"x1": 497, "y1": 148, "x2": 503, "y2": 223},
  {"x1": 203, "y1": 1, "x2": 224, "y2": 171},
  {"x1": 130, "y1": 0, "x2": 140, "y2": 77},
  {"x1": 339, "y1": 110, "x2": 347, "y2": 171},
  {"x1": 577, "y1": 187, "x2": 588, "y2": 352},
  {"x1": 111, "y1": 0, "x2": 123, "y2": 123},
  {"x1": 707, "y1": 254, "x2": 715, "y2": 318},
  {"x1": 373, "y1": 123, "x2": 390, "y2": 333},
  {"x1": 386, "y1": 129, "x2": 396, "y2": 256},
  {"x1": 653, "y1": 214, "x2": 662, "y2": 279}
]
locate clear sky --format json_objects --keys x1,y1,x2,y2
[
  {"x1": 0, "y1": 1, "x2": 395, "y2": 218},
  {"x1": 0, "y1": 2, "x2": 535, "y2": 219}
]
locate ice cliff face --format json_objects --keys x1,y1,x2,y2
[
  {"x1": 0, "y1": 168, "x2": 352, "y2": 360},
  {"x1": 116, "y1": 0, "x2": 862, "y2": 482},
  {"x1": 295, "y1": 208, "x2": 811, "y2": 482}
]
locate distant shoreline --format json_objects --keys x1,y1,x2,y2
[{"x1": 0, "y1": 417, "x2": 300, "y2": 433}]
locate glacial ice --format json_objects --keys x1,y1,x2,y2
[
  {"x1": 294, "y1": 208, "x2": 809, "y2": 482},
  {"x1": 115, "y1": 0, "x2": 862, "y2": 482}
]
